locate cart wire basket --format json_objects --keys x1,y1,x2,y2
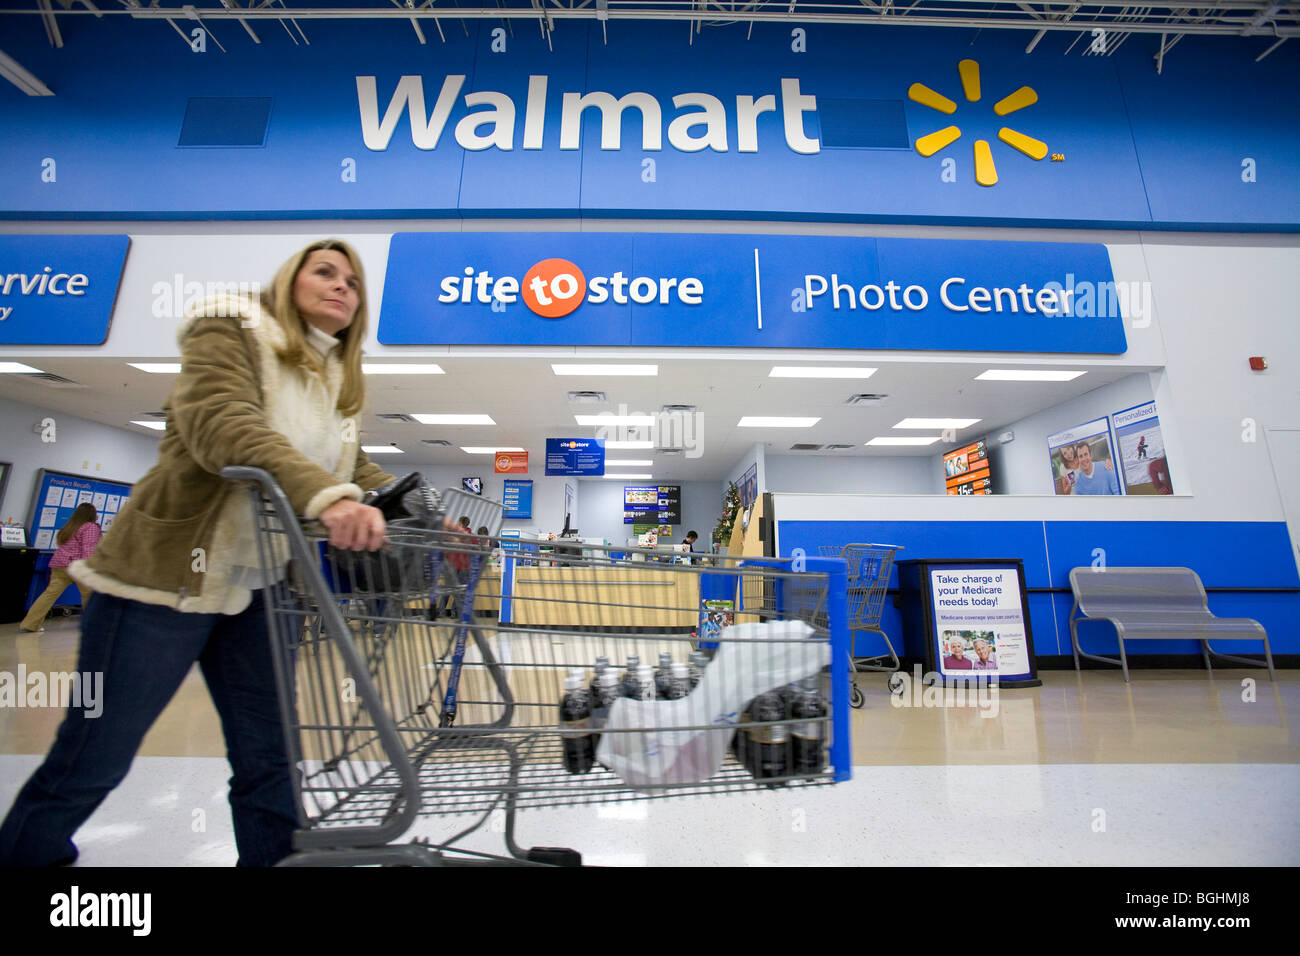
[
  {"x1": 817, "y1": 543, "x2": 902, "y2": 707},
  {"x1": 225, "y1": 467, "x2": 851, "y2": 866}
]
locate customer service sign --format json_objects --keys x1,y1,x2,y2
[{"x1": 379, "y1": 232, "x2": 1126, "y2": 353}]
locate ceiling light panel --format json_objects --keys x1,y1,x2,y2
[
  {"x1": 552, "y1": 364, "x2": 658, "y2": 376},
  {"x1": 738, "y1": 417, "x2": 821, "y2": 427},
  {"x1": 128, "y1": 363, "x2": 181, "y2": 373},
  {"x1": 411, "y1": 414, "x2": 496, "y2": 425},
  {"x1": 362, "y1": 364, "x2": 445, "y2": 375},
  {"x1": 460, "y1": 446, "x2": 526, "y2": 454},
  {"x1": 575, "y1": 414, "x2": 656, "y2": 426},
  {"x1": 976, "y1": 369, "x2": 1087, "y2": 382},
  {"x1": 769, "y1": 367, "x2": 878, "y2": 379},
  {"x1": 867, "y1": 436, "x2": 940, "y2": 446},
  {"x1": 892, "y1": 418, "x2": 981, "y2": 429}
]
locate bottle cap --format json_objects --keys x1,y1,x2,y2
[
  {"x1": 659, "y1": 652, "x2": 673, "y2": 665},
  {"x1": 671, "y1": 662, "x2": 690, "y2": 678},
  {"x1": 565, "y1": 673, "x2": 583, "y2": 691},
  {"x1": 595, "y1": 656, "x2": 610, "y2": 668},
  {"x1": 637, "y1": 665, "x2": 654, "y2": 679},
  {"x1": 627, "y1": 654, "x2": 640, "y2": 665},
  {"x1": 597, "y1": 669, "x2": 620, "y2": 686},
  {"x1": 800, "y1": 677, "x2": 819, "y2": 691}
]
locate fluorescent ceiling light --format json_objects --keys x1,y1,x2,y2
[
  {"x1": 575, "y1": 414, "x2": 656, "y2": 426},
  {"x1": 130, "y1": 420, "x2": 167, "y2": 431},
  {"x1": 769, "y1": 367, "x2": 877, "y2": 379},
  {"x1": 460, "y1": 446, "x2": 526, "y2": 454},
  {"x1": 362, "y1": 364, "x2": 445, "y2": 375},
  {"x1": 0, "y1": 362, "x2": 43, "y2": 374},
  {"x1": 976, "y1": 369, "x2": 1087, "y2": 382},
  {"x1": 128, "y1": 363, "x2": 181, "y2": 374},
  {"x1": 893, "y1": 418, "x2": 981, "y2": 429},
  {"x1": 604, "y1": 441, "x2": 655, "y2": 450},
  {"x1": 603, "y1": 473, "x2": 653, "y2": 480},
  {"x1": 552, "y1": 364, "x2": 658, "y2": 376},
  {"x1": 867, "y1": 436, "x2": 940, "y2": 446},
  {"x1": 738, "y1": 416, "x2": 821, "y2": 428},
  {"x1": 605, "y1": 460, "x2": 653, "y2": 466},
  {"x1": 362, "y1": 446, "x2": 405, "y2": 454},
  {"x1": 411, "y1": 414, "x2": 497, "y2": 425}
]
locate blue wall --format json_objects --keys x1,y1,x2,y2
[
  {"x1": 2, "y1": 19, "x2": 1296, "y2": 228},
  {"x1": 778, "y1": 519, "x2": 1299, "y2": 658}
]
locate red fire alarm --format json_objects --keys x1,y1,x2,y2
[{"x1": 1249, "y1": 356, "x2": 1268, "y2": 371}]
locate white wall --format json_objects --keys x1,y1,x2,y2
[
  {"x1": 0, "y1": 395, "x2": 161, "y2": 526},
  {"x1": 765, "y1": 453, "x2": 939, "y2": 495}
]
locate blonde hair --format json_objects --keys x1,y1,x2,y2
[
  {"x1": 57, "y1": 502, "x2": 97, "y2": 547},
  {"x1": 259, "y1": 239, "x2": 369, "y2": 418}
]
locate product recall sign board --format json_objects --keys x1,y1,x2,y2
[
  {"x1": 494, "y1": 451, "x2": 529, "y2": 474},
  {"x1": 927, "y1": 560, "x2": 1038, "y2": 686},
  {"x1": 0, "y1": 235, "x2": 130, "y2": 345},
  {"x1": 380, "y1": 232, "x2": 1126, "y2": 354},
  {"x1": 544, "y1": 438, "x2": 605, "y2": 476}
]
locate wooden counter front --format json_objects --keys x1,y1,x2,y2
[{"x1": 506, "y1": 564, "x2": 700, "y2": 629}]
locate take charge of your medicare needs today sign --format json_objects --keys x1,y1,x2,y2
[{"x1": 380, "y1": 233, "x2": 1129, "y2": 353}]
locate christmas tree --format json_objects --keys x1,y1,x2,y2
[{"x1": 713, "y1": 481, "x2": 742, "y2": 546}]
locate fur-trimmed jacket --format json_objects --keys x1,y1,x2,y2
[{"x1": 70, "y1": 295, "x2": 392, "y2": 615}]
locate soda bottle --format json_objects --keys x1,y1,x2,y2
[
  {"x1": 731, "y1": 698, "x2": 753, "y2": 769},
  {"x1": 790, "y1": 677, "x2": 828, "y2": 774},
  {"x1": 688, "y1": 651, "x2": 708, "y2": 690},
  {"x1": 589, "y1": 655, "x2": 611, "y2": 701},
  {"x1": 620, "y1": 654, "x2": 641, "y2": 698},
  {"x1": 747, "y1": 690, "x2": 789, "y2": 784},
  {"x1": 663, "y1": 662, "x2": 691, "y2": 701},
  {"x1": 560, "y1": 669, "x2": 594, "y2": 774},
  {"x1": 591, "y1": 669, "x2": 622, "y2": 754},
  {"x1": 654, "y1": 652, "x2": 674, "y2": 699},
  {"x1": 635, "y1": 665, "x2": 657, "y2": 702}
]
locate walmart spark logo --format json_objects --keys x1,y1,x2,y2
[{"x1": 909, "y1": 59, "x2": 1047, "y2": 187}]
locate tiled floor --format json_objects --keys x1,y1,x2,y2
[{"x1": 2, "y1": 616, "x2": 1297, "y2": 866}]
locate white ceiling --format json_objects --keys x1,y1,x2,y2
[{"x1": 0, "y1": 355, "x2": 1150, "y2": 481}]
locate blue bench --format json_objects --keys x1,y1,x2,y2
[{"x1": 1069, "y1": 566, "x2": 1276, "y2": 682}]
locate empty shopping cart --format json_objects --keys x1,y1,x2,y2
[
  {"x1": 225, "y1": 467, "x2": 851, "y2": 866},
  {"x1": 818, "y1": 543, "x2": 902, "y2": 707}
]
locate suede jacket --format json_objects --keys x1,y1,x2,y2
[{"x1": 70, "y1": 295, "x2": 392, "y2": 614}]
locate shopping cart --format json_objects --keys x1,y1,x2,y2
[
  {"x1": 225, "y1": 467, "x2": 851, "y2": 866},
  {"x1": 817, "y1": 543, "x2": 902, "y2": 708}
]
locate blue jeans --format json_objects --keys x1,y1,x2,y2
[{"x1": 0, "y1": 590, "x2": 298, "y2": 867}]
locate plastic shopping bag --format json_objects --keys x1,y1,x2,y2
[{"x1": 594, "y1": 619, "x2": 827, "y2": 788}]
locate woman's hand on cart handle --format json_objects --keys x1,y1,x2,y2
[{"x1": 320, "y1": 499, "x2": 388, "y2": 552}]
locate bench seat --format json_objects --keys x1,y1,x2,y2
[{"x1": 1068, "y1": 567, "x2": 1275, "y2": 682}]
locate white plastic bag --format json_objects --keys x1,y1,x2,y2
[{"x1": 594, "y1": 619, "x2": 827, "y2": 788}]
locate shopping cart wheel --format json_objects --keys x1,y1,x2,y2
[
  {"x1": 526, "y1": 846, "x2": 583, "y2": 867},
  {"x1": 850, "y1": 682, "x2": 865, "y2": 709},
  {"x1": 887, "y1": 673, "x2": 905, "y2": 696}
]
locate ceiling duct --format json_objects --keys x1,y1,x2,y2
[{"x1": 844, "y1": 393, "x2": 890, "y2": 406}]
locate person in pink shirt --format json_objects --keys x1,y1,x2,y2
[{"x1": 20, "y1": 503, "x2": 101, "y2": 633}]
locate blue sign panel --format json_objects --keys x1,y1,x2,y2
[
  {"x1": 545, "y1": 439, "x2": 606, "y2": 477},
  {"x1": 0, "y1": 235, "x2": 129, "y2": 345},
  {"x1": 1, "y1": 18, "x2": 1297, "y2": 229},
  {"x1": 502, "y1": 479, "x2": 533, "y2": 520},
  {"x1": 381, "y1": 232, "x2": 1126, "y2": 354}
]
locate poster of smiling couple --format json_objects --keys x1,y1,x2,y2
[{"x1": 1046, "y1": 402, "x2": 1174, "y2": 496}]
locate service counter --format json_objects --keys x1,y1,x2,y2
[{"x1": 498, "y1": 562, "x2": 700, "y2": 629}]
